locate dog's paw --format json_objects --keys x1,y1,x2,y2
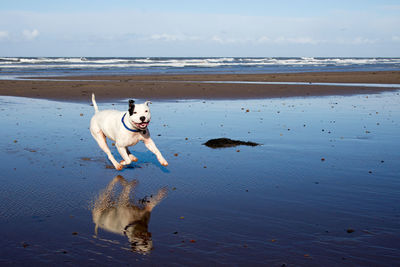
[
  {"x1": 160, "y1": 160, "x2": 169, "y2": 167},
  {"x1": 129, "y1": 154, "x2": 138, "y2": 162},
  {"x1": 115, "y1": 163, "x2": 124, "y2": 171}
]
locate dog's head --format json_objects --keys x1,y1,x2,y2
[
  {"x1": 124, "y1": 216, "x2": 153, "y2": 254},
  {"x1": 128, "y1": 100, "x2": 151, "y2": 130}
]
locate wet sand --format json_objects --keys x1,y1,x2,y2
[
  {"x1": 1, "y1": 93, "x2": 399, "y2": 265},
  {"x1": 1, "y1": 71, "x2": 399, "y2": 101},
  {"x1": 1, "y1": 70, "x2": 400, "y2": 265}
]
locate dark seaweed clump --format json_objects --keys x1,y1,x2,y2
[{"x1": 203, "y1": 138, "x2": 260, "y2": 149}]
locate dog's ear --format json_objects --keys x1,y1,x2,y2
[{"x1": 128, "y1": 100, "x2": 135, "y2": 115}]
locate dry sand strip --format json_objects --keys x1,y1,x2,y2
[{"x1": 1, "y1": 71, "x2": 399, "y2": 102}]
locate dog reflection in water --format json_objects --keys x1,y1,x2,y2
[{"x1": 92, "y1": 175, "x2": 167, "y2": 254}]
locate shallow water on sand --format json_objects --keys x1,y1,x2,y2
[{"x1": 0, "y1": 92, "x2": 399, "y2": 265}]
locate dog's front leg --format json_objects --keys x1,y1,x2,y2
[
  {"x1": 143, "y1": 138, "x2": 168, "y2": 166},
  {"x1": 116, "y1": 145, "x2": 133, "y2": 166}
]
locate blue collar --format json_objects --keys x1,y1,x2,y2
[{"x1": 121, "y1": 113, "x2": 142, "y2": 132}]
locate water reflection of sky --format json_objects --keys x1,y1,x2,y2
[{"x1": 0, "y1": 92, "x2": 399, "y2": 265}]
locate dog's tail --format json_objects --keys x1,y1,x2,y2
[{"x1": 92, "y1": 93, "x2": 99, "y2": 113}]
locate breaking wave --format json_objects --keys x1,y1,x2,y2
[{"x1": 1, "y1": 57, "x2": 399, "y2": 77}]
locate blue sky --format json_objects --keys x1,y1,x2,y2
[{"x1": 0, "y1": 0, "x2": 399, "y2": 57}]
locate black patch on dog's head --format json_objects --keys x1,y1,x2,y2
[{"x1": 128, "y1": 100, "x2": 135, "y2": 115}]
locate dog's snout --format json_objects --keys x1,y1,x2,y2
[{"x1": 140, "y1": 116, "x2": 146, "y2": 122}]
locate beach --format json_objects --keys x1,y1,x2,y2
[
  {"x1": 1, "y1": 71, "x2": 400, "y2": 101},
  {"x1": 2, "y1": 0, "x2": 400, "y2": 263},
  {"x1": 1, "y1": 70, "x2": 400, "y2": 265}
]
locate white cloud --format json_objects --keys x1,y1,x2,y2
[
  {"x1": 289, "y1": 37, "x2": 322, "y2": 45},
  {"x1": 211, "y1": 35, "x2": 241, "y2": 44},
  {"x1": 23, "y1": 29, "x2": 39, "y2": 40},
  {"x1": 150, "y1": 33, "x2": 183, "y2": 42},
  {"x1": 148, "y1": 33, "x2": 201, "y2": 42},
  {"x1": 380, "y1": 5, "x2": 400, "y2": 11},
  {"x1": 392, "y1": 36, "x2": 400, "y2": 42},
  {"x1": 353, "y1": 37, "x2": 378, "y2": 45},
  {"x1": 257, "y1": 36, "x2": 322, "y2": 45},
  {"x1": 257, "y1": 36, "x2": 270, "y2": 43},
  {"x1": 336, "y1": 37, "x2": 378, "y2": 45},
  {"x1": 0, "y1": 31, "x2": 9, "y2": 40}
]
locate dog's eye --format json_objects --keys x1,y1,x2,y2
[
  {"x1": 133, "y1": 112, "x2": 137, "y2": 114},
  {"x1": 145, "y1": 110, "x2": 148, "y2": 113}
]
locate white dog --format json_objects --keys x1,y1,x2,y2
[{"x1": 90, "y1": 94, "x2": 168, "y2": 170}]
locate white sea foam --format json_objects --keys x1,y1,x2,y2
[
  {"x1": 1, "y1": 57, "x2": 400, "y2": 67},
  {"x1": 1, "y1": 57, "x2": 399, "y2": 76}
]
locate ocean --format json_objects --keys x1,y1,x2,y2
[{"x1": 1, "y1": 57, "x2": 400, "y2": 79}]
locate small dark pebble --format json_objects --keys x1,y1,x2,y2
[
  {"x1": 347, "y1": 229, "x2": 355, "y2": 233},
  {"x1": 173, "y1": 232, "x2": 178, "y2": 235},
  {"x1": 72, "y1": 232, "x2": 78, "y2": 235},
  {"x1": 203, "y1": 138, "x2": 260, "y2": 148}
]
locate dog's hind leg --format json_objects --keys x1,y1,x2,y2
[
  {"x1": 92, "y1": 175, "x2": 121, "y2": 234},
  {"x1": 91, "y1": 130, "x2": 123, "y2": 170},
  {"x1": 117, "y1": 147, "x2": 139, "y2": 166},
  {"x1": 126, "y1": 148, "x2": 138, "y2": 163},
  {"x1": 93, "y1": 175, "x2": 122, "y2": 213},
  {"x1": 116, "y1": 145, "x2": 133, "y2": 166},
  {"x1": 118, "y1": 179, "x2": 138, "y2": 206}
]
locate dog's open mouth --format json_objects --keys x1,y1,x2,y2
[{"x1": 134, "y1": 122, "x2": 149, "y2": 129}]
